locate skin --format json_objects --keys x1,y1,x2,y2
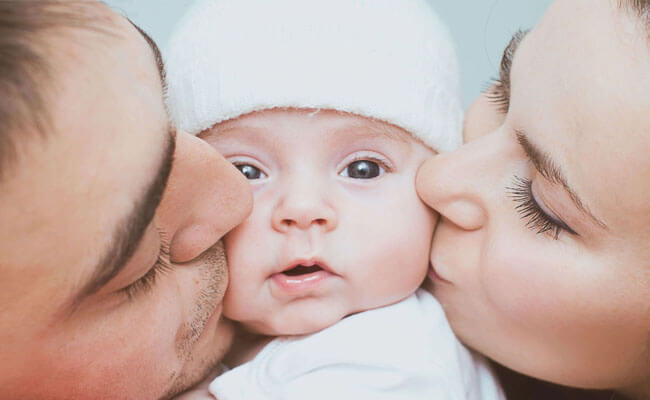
[
  {"x1": 201, "y1": 109, "x2": 436, "y2": 337},
  {"x1": 416, "y1": 0, "x2": 650, "y2": 398},
  {"x1": 0, "y1": 4, "x2": 252, "y2": 399}
]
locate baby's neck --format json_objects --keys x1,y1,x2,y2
[{"x1": 223, "y1": 326, "x2": 274, "y2": 367}]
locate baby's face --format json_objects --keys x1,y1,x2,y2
[{"x1": 201, "y1": 109, "x2": 436, "y2": 335}]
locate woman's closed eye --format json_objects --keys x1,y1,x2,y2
[
  {"x1": 487, "y1": 30, "x2": 580, "y2": 240},
  {"x1": 507, "y1": 176, "x2": 577, "y2": 240}
]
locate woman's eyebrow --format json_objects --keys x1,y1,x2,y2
[
  {"x1": 499, "y1": 30, "x2": 527, "y2": 87},
  {"x1": 487, "y1": 29, "x2": 528, "y2": 113},
  {"x1": 515, "y1": 130, "x2": 608, "y2": 230}
]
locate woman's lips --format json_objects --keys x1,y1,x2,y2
[{"x1": 428, "y1": 261, "x2": 452, "y2": 284}]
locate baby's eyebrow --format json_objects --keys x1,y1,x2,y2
[
  {"x1": 203, "y1": 125, "x2": 286, "y2": 154},
  {"x1": 204, "y1": 125, "x2": 271, "y2": 142},
  {"x1": 328, "y1": 122, "x2": 412, "y2": 145}
]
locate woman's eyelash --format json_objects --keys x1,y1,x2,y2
[
  {"x1": 485, "y1": 78, "x2": 510, "y2": 114},
  {"x1": 120, "y1": 234, "x2": 172, "y2": 301},
  {"x1": 506, "y1": 176, "x2": 575, "y2": 240}
]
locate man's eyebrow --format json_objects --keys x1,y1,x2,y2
[
  {"x1": 515, "y1": 130, "x2": 608, "y2": 229},
  {"x1": 63, "y1": 131, "x2": 175, "y2": 315},
  {"x1": 129, "y1": 20, "x2": 167, "y2": 91}
]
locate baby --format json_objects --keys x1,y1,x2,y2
[{"x1": 166, "y1": 0, "x2": 504, "y2": 399}]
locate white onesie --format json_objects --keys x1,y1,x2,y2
[{"x1": 209, "y1": 289, "x2": 504, "y2": 400}]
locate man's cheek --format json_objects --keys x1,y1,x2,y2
[
  {"x1": 42, "y1": 293, "x2": 185, "y2": 397},
  {"x1": 68, "y1": 315, "x2": 179, "y2": 391}
]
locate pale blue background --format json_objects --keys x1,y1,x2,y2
[{"x1": 104, "y1": 0, "x2": 554, "y2": 108}]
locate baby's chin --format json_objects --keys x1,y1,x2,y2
[{"x1": 243, "y1": 312, "x2": 345, "y2": 337}]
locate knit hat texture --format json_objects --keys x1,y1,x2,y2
[{"x1": 165, "y1": 0, "x2": 463, "y2": 152}]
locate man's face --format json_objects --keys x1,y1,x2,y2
[
  {"x1": 0, "y1": 5, "x2": 252, "y2": 399},
  {"x1": 201, "y1": 109, "x2": 436, "y2": 336}
]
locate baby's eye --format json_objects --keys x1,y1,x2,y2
[
  {"x1": 341, "y1": 160, "x2": 383, "y2": 179},
  {"x1": 235, "y1": 164, "x2": 266, "y2": 180}
]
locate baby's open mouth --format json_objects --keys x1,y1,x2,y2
[
  {"x1": 282, "y1": 264, "x2": 324, "y2": 276},
  {"x1": 272, "y1": 261, "x2": 333, "y2": 292}
]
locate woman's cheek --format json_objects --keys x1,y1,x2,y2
[{"x1": 483, "y1": 236, "x2": 572, "y2": 330}]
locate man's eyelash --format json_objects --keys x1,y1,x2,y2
[
  {"x1": 120, "y1": 235, "x2": 172, "y2": 301},
  {"x1": 506, "y1": 176, "x2": 576, "y2": 240}
]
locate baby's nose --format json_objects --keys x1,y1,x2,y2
[{"x1": 271, "y1": 187, "x2": 338, "y2": 233}]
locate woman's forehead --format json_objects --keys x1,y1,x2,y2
[{"x1": 511, "y1": 0, "x2": 650, "y2": 236}]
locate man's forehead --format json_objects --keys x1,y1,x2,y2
[
  {"x1": 129, "y1": 23, "x2": 167, "y2": 93},
  {"x1": 0, "y1": 2, "x2": 173, "y2": 318}
]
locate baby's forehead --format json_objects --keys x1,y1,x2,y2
[{"x1": 204, "y1": 108, "x2": 421, "y2": 146}]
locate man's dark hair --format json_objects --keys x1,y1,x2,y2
[
  {"x1": 0, "y1": 1, "x2": 104, "y2": 178},
  {"x1": 621, "y1": 0, "x2": 650, "y2": 32}
]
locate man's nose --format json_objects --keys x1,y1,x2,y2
[
  {"x1": 415, "y1": 134, "x2": 501, "y2": 232},
  {"x1": 271, "y1": 178, "x2": 338, "y2": 233},
  {"x1": 160, "y1": 131, "x2": 253, "y2": 263}
]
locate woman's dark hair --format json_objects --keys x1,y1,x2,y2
[{"x1": 493, "y1": 363, "x2": 631, "y2": 400}]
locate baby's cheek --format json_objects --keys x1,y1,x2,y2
[
  {"x1": 220, "y1": 233, "x2": 248, "y2": 321},
  {"x1": 409, "y1": 202, "x2": 438, "y2": 267},
  {"x1": 221, "y1": 272, "x2": 257, "y2": 325},
  {"x1": 221, "y1": 219, "x2": 257, "y2": 290}
]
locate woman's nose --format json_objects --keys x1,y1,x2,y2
[
  {"x1": 416, "y1": 136, "x2": 495, "y2": 232},
  {"x1": 160, "y1": 132, "x2": 253, "y2": 263},
  {"x1": 271, "y1": 179, "x2": 338, "y2": 233}
]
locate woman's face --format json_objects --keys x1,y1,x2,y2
[{"x1": 417, "y1": 0, "x2": 650, "y2": 395}]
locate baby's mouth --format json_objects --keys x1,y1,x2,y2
[
  {"x1": 282, "y1": 264, "x2": 324, "y2": 277},
  {"x1": 271, "y1": 260, "x2": 334, "y2": 293}
]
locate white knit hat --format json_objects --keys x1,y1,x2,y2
[{"x1": 165, "y1": 0, "x2": 462, "y2": 152}]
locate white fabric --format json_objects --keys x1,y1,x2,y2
[
  {"x1": 209, "y1": 290, "x2": 504, "y2": 400},
  {"x1": 165, "y1": 0, "x2": 463, "y2": 153}
]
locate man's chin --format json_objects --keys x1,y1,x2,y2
[{"x1": 163, "y1": 318, "x2": 235, "y2": 399}]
